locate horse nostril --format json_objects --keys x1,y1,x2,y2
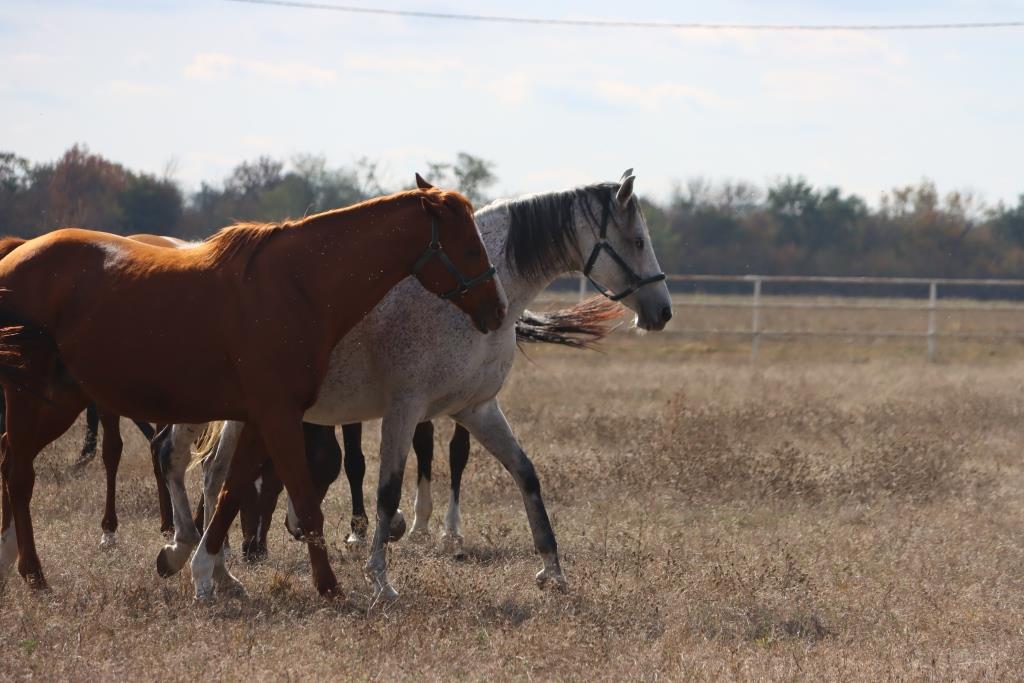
[{"x1": 661, "y1": 306, "x2": 673, "y2": 324}]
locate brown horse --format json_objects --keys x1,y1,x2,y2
[
  {"x1": 0, "y1": 235, "x2": 188, "y2": 547},
  {"x1": 0, "y1": 178, "x2": 506, "y2": 597}
]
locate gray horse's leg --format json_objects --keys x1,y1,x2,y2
[
  {"x1": 156, "y1": 423, "x2": 203, "y2": 578},
  {"x1": 364, "y1": 403, "x2": 419, "y2": 602},
  {"x1": 201, "y1": 421, "x2": 244, "y2": 592},
  {"x1": 455, "y1": 399, "x2": 566, "y2": 589}
]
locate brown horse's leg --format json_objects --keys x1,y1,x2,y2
[
  {"x1": 409, "y1": 421, "x2": 434, "y2": 538},
  {"x1": 341, "y1": 423, "x2": 369, "y2": 544},
  {"x1": 149, "y1": 435, "x2": 175, "y2": 537},
  {"x1": 240, "y1": 461, "x2": 280, "y2": 563},
  {"x1": 442, "y1": 424, "x2": 471, "y2": 557},
  {"x1": 192, "y1": 495, "x2": 204, "y2": 535},
  {"x1": 261, "y1": 414, "x2": 337, "y2": 597},
  {"x1": 262, "y1": 416, "x2": 337, "y2": 597},
  {"x1": 4, "y1": 388, "x2": 88, "y2": 588},
  {"x1": 0, "y1": 456, "x2": 15, "y2": 581},
  {"x1": 99, "y1": 412, "x2": 123, "y2": 547}
]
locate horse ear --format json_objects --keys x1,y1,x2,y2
[
  {"x1": 616, "y1": 175, "x2": 636, "y2": 205},
  {"x1": 415, "y1": 173, "x2": 433, "y2": 190},
  {"x1": 420, "y1": 197, "x2": 441, "y2": 217},
  {"x1": 620, "y1": 168, "x2": 634, "y2": 181}
]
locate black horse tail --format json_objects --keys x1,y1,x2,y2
[{"x1": 514, "y1": 296, "x2": 626, "y2": 350}]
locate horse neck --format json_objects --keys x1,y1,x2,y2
[
  {"x1": 279, "y1": 203, "x2": 427, "y2": 342},
  {"x1": 477, "y1": 197, "x2": 587, "y2": 321}
]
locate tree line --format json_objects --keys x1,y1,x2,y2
[{"x1": 3, "y1": 145, "x2": 1024, "y2": 287}]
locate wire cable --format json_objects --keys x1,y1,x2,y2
[{"x1": 221, "y1": 0, "x2": 1024, "y2": 32}]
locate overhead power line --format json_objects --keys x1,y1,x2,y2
[{"x1": 222, "y1": 0, "x2": 1024, "y2": 32}]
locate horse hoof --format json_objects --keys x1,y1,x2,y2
[
  {"x1": 156, "y1": 546, "x2": 187, "y2": 579},
  {"x1": 441, "y1": 532, "x2": 466, "y2": 558},
  {"x1": 407, "y1": 525, "x2": 429, "y2": 542},
  {"x1": 99, "y1": 532, "x2": 117, "y2": 549},
  {"x1": 318, "y1": 580, "x2": 343, "y2": 601},
  {"x1": 344, "y1": 532, "x2": 366, "y2": 547},
  {"x1": 24, "y1": 572, "x2": 49, "y2": 591},
  {"x1": 218, "y1": 579, "x2": 248, "y2": 599},
  {"x1": 535, "y1": 567, "x2": 568, "y2": 591},
  {"x1": 371, "y1": 582, "x2": 399, "y2": 604},
  {"x1": 388, "y1": 509, "x2": 407, "y2": 542},
  {"x1": 242, "y1": 545, "x2": 268, "y2": 564}
]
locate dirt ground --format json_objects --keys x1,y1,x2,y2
[{"x1": 3, "y1": 296, "x2": 1024, "y2": 680}]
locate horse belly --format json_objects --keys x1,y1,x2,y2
[{"x1": 54, "y1": 298, "x2": 242, "y2": 422}]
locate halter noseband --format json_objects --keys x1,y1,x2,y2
[
  {"x1": 581, "y1": 213, "x2": 666, "y2": 302},
  {"x1": 413, "y1": 217, "x2": 497, "y2": 300}
]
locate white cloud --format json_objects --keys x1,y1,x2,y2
[
  {"x1": 594, "y1": 79, "x2": 730, "y2": 112},
  {"x1": 107, "y1": 80, "x2": 170, "y2": 97},
  {"x1": 184, "y1": 53, "x2": 337, "y2": 85}
]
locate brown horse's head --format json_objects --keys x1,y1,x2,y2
[{"x1": 413, "y1": 174, "x2": 507, "y2": 333}]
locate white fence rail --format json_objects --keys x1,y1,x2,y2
[{"x1": 571, "y1": 273, "x2": 1024, "y2": 361}]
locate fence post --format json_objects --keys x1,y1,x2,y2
[
  {"x1": 751, "y1": 277, "x2": 762, "y2": 362},
  {"x1": 578, "y1": 273, "x2": 587, "y2": 301},
  {"x1": 927, "y1": 280, "x2": 938, "y2": 362}
]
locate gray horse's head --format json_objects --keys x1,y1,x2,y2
[
  {"x1": 502, "y1": 170, "x2": 673, "y2": 331},
  {"x1": 574, "y1": 170, "x2": 673, "y2": 331}
]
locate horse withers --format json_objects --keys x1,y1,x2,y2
[{"x1": 0, "y1": 176, "x2": 505, "y2": 599}]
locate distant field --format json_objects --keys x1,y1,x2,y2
[
  {"x1": 3, "y1": 320, "x2": 1024, "y2": 679},
  {"x1": 535, "y1": 290, "x2": 1024, "y2": 363}
]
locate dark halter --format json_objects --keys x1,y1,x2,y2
[
  {"x1": 581, "y1": 210, "x2": 666, "y2": 302},
  {"x1": 413, "y1": 217, "x2": 497, "y2": 300}
]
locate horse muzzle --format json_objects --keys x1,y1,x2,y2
[{"x1": 473, "y1": 300, "x2": 506, "y2": 334}]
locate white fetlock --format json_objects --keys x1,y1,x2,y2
[
  {"x1": 441, "y1": 531, "x2": 466, "y2": 558},
  {"x1": 99, "y1": 531, "x2": 118, "y2": 548},
  {"x1": 536, "y1": 566, "x2": 568, "y2": 591},
  {"x1": 194, "y1": 579, "x2": 216, "y2": 603},
  {"x1": 344, "y1": 532, "x2": 367, "y2": 546}
]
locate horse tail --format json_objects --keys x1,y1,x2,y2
[
  {"x1": 514, "y1": 296, "x2": 626, "y2": 350},
  {"x1": 189, "y1": 420, "x2": 226, "y2": 470},
  {"x1": 0, "y1": 237, "x2": 26, "y2": 261},
  {"x1": 0, "y1": 302, "x2": 59, "y2": 401},
  {"x1": 0, "y1": 240, "x2": 55, "y2": 398}
]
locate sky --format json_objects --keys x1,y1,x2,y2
[{"x1": 1, "y1": 0, "x2": 1023, "y2": 206}]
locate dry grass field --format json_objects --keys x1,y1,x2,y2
[{"x1": 4, "y1": 294, "x2": 1024, "y2": 680}]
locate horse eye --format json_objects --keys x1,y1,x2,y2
[{"x1": 634, "y1": 237, "x2": 644, "y2": 249}]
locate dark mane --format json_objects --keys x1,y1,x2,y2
[{"x1": 503, "y1": 182, "x2": 637, "y2": 281}]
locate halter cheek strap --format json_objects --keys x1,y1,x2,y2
[
  {"x1": 413, "y1": 217, "x2": 497, "y2": 300},
  {"x1": 581, "y1": 220, "x2": 666, "y2": 302}
]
